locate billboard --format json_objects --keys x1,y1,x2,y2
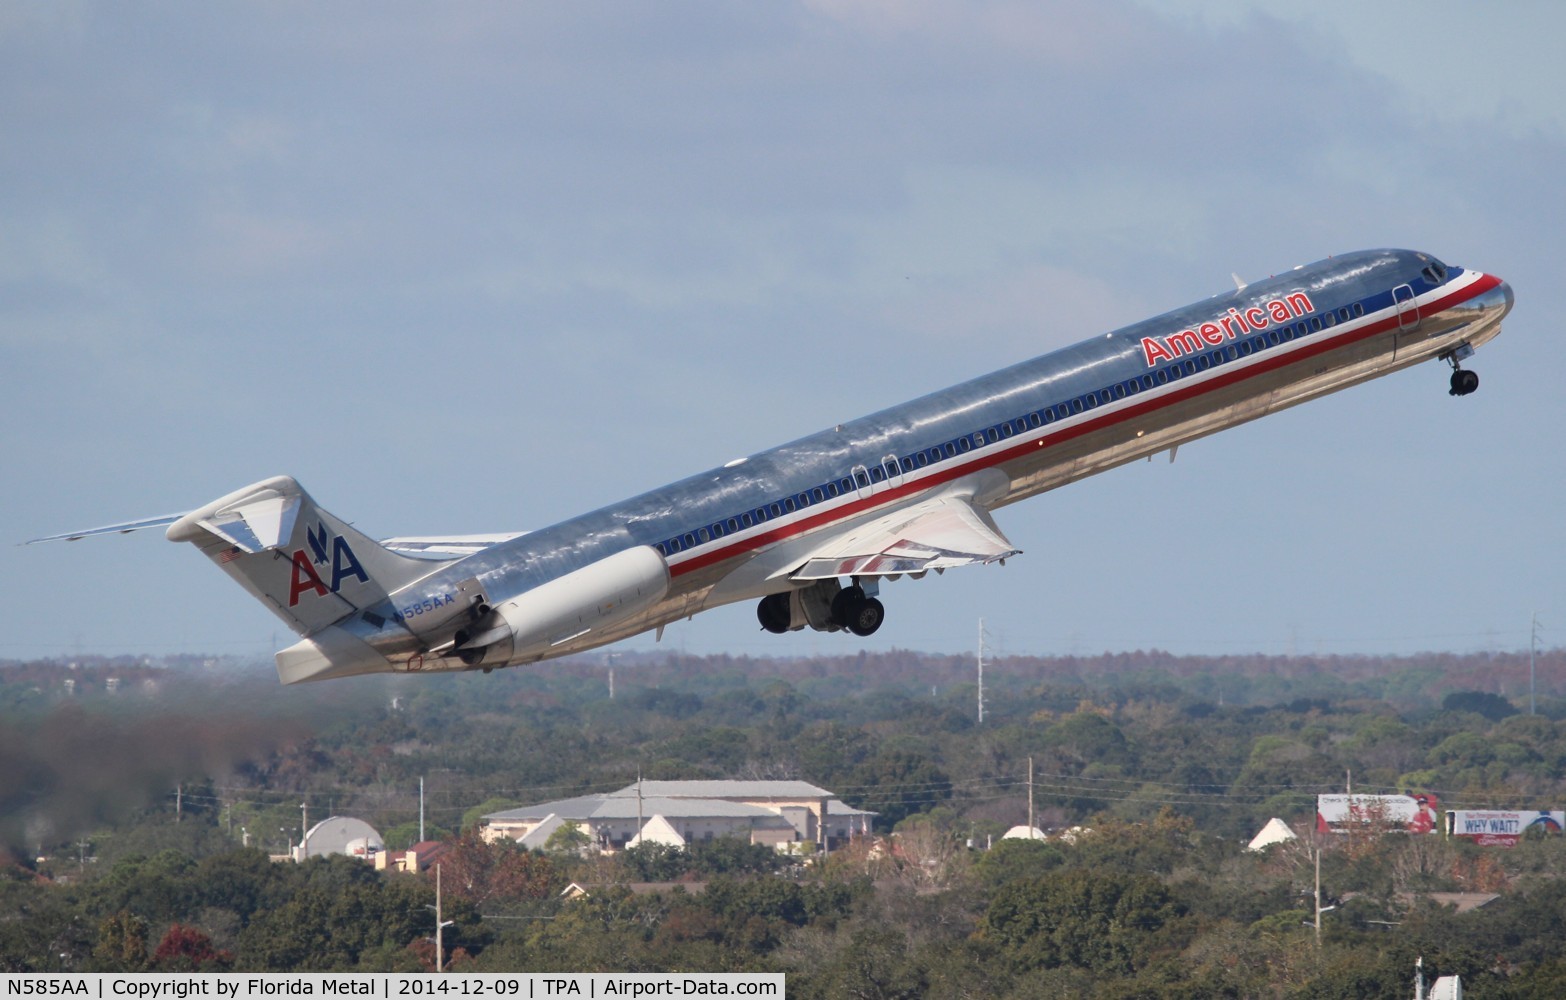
[
  {"x1": 1447, "y1": 810, "x2": 1564, "y2": 847},
  {"x1": 1316, "y1": 793, "x2": 1439, "y2": 834}
]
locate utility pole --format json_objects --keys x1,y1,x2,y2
[
  {"x1": 1530, "y1": 612, "x2": 1543, "y2": 716},
  {"x1": 977, "y1": 618, "x2": 987, "y2": 724},
  {"x1": 301, "y1": 802, "x2": 309, "y2": 860},
  {"x1": 1313, "y1": 835, "x2": 1322, "y2": 948},
  {"x1": 429, "y1": 864, "x2": 454, "y2": 974},
  {"x1": 420, "y1": 776, "x2": 426, "y2": 843},
  {"x1": 1027, "y1": 756, "x2": 1035, "y2": 836}
]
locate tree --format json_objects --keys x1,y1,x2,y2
[
  {"x1": 439, "y1": 829, "x2": 557, "y2": 905},
  {"x1": 689, "y1": 836, "x2": 782, "y2": 876},
  {"x1": 618, "y1": 842, "x2": 691, "y2": 882},
  {"x1": 93, "y1": 910, "x2": 149, "y2": 971},
  {"x1": 848, "y1": 750, "x2": 951, "y2": 828},
  {"x1": 1442, "y1": 691, "x2": 1518, "y2": 721},
  {"x1": 152, "y1": 923, "x2": 232, "y2": 971},
  {"x1": 543, "y1": 821, "x2": 591, "y2": 856},
  {"x1": 982, "y1": 867, "x2": 1185, "y2": 975}
]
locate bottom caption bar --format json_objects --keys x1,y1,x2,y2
[{"x1": 0, "y1": 975, "x2": 785, "y2": 999}]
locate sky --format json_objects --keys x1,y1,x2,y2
[{"x1": 4, "y1": 1, "x2": 1563, "y2": 671}]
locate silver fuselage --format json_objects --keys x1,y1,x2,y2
[{"x1": 324, "y1": 249, "x2": 1512, "y2": 676}]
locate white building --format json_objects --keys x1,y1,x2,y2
[{"x1": 483, "y1": 780, "x2": 874, "y2": 852}]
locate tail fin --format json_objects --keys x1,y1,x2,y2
[{"x1": 166, "y1": 476, "x2": 446, "y2": 636}]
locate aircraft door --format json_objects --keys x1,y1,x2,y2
[
  {"x1": 881, "y1": 454, "x2": 904, "y2": 491},
  {"x1": 1393, "y1": 283, "x2": 1422, "y2": 359},
  {"x1": 851, "y1": 464, "x2": 872, "y2": 499}
]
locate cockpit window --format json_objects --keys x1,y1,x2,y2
[{"x1": 1421, "y1": 261, "x2": 1448, "y2": 285}]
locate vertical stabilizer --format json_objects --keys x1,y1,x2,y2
[{"x1": 166, "y1": 476, "x2": 447, "y2": 636}]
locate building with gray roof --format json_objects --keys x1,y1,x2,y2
[{"x1": 482, "y1": 779, "x2": 873, "y2": 852}]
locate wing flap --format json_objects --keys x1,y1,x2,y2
[{"x1": 790, "y1": 496, "x2": 1020, "y2": 581}]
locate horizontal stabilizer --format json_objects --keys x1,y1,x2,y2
[{"x1": 26, "y1": 513, "x2": 185, "y2": 544}]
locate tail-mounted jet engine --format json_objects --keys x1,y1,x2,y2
[{"x1": 452, "y1": 545, "x2": 670, "y2": 668}]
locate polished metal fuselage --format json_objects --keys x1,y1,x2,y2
[{"x1": 354, "y1": 249, "x2": 1512, "y2": 672}]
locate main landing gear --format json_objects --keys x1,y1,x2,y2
[
  {"x1": 757, "y1": 578, "x2": 885, "y2": 638},
  {"x1": 832, "y1": 585, "x2": 885, "y2": 637},
  {"x1": 1444, "y1": 344, "x2": 1479, "y2": 397}
]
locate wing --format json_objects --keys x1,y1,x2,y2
[
  {"x1": 379, "y1": 533, "x2": 528, "y2": 558},
  {"x1": 788, "y1": 495, "x2": 1020, "y2": 581}
]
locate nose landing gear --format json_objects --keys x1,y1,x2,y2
[{"x1": 1444, "y1": 345, "x2": 1479, "y2": 396}]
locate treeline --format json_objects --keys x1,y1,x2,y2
[
  {"x1": 6, "y1": 813, "x2": 1566, "y2": 995},
  {"x1": 2, "y1": 649, "x2": 1565, "y2": 993}
]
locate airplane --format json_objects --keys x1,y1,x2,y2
[{"x1": 30, "y1": 249, "x2": 1513, "y2": 685}]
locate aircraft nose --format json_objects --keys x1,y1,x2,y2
[{"x1": 1499, "y1": 278, "x2": 1515, "y2": 316}]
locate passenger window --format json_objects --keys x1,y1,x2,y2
[
  {"x1": 1155, "y1": 370, "x2": 1169, "y2": 385},
  {"x1": 1324, "y1": 313, "x2": 1336, "y2": 327},
  {"x1": 1029, "y1": 412, "x2": 1042, "y2": 427},
  {"x1": 1182, "y1": 360, "x2": 1196, "y2": 375},
  {"x1": 958, "y1": 438, "x2": 971, "y2": 452},
  {"x1": 1310, "y1": 317, "x2": 1322, "y2": 332},
  {"x1": 826, "y1": 483, "x2": 839, "y2": 498},
  {"x1": 915, "y1": 453, "x2": 928, "y2": 467},
  {"x1": 684, "y1": 533, "x2": 696, "y2": 547},
  {"x1": 770, "y1": 503, "x2": 782, "y2": 517},
  {"x1": 784, "y1": 498, "x2": 796, "y2": 513},
  {"x1": 855, "y1": 471, "x2": 869, "y2": 488},
  {"x1": 869, "y1": 468, "x2": 884, "y2": 483},
  {"x1": 669, "y1": 538, "x2": 682, "y2": 552},
  {"x1": 711, "y1": 523, "x2": 724, "y2": 538},
  {"x1": 797, "y1": 493, "x2": 810, "y2": 507},
  {"x1": 1141, "y1": 375, "x2": 1154, "y2": 390},
  {"x1": 698, "y1": 528, "x2": 710, "y2": 543},
  {"x1": 813, "y1": 488, "x2": 825, "y2": 502},
  {"x1": 1353, "y1": 302, "x2": 1364, "y2": 317},
  {"x1": 1115, "y1": 383, "x2": 1127, "y2": 398},
  {"x1": 840, "y1": 478, "x2": 852, "y2": 493},
  {"x1": 1196, "y1": 355, "x2": 1210, "y2": 370},
  {"x1": 742, "y1": 513, "x2": 753, "y2": 528}
]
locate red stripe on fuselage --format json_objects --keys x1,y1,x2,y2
[{"x1": 667, "y1": 273, "x2": 1502, "y2": 580}]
